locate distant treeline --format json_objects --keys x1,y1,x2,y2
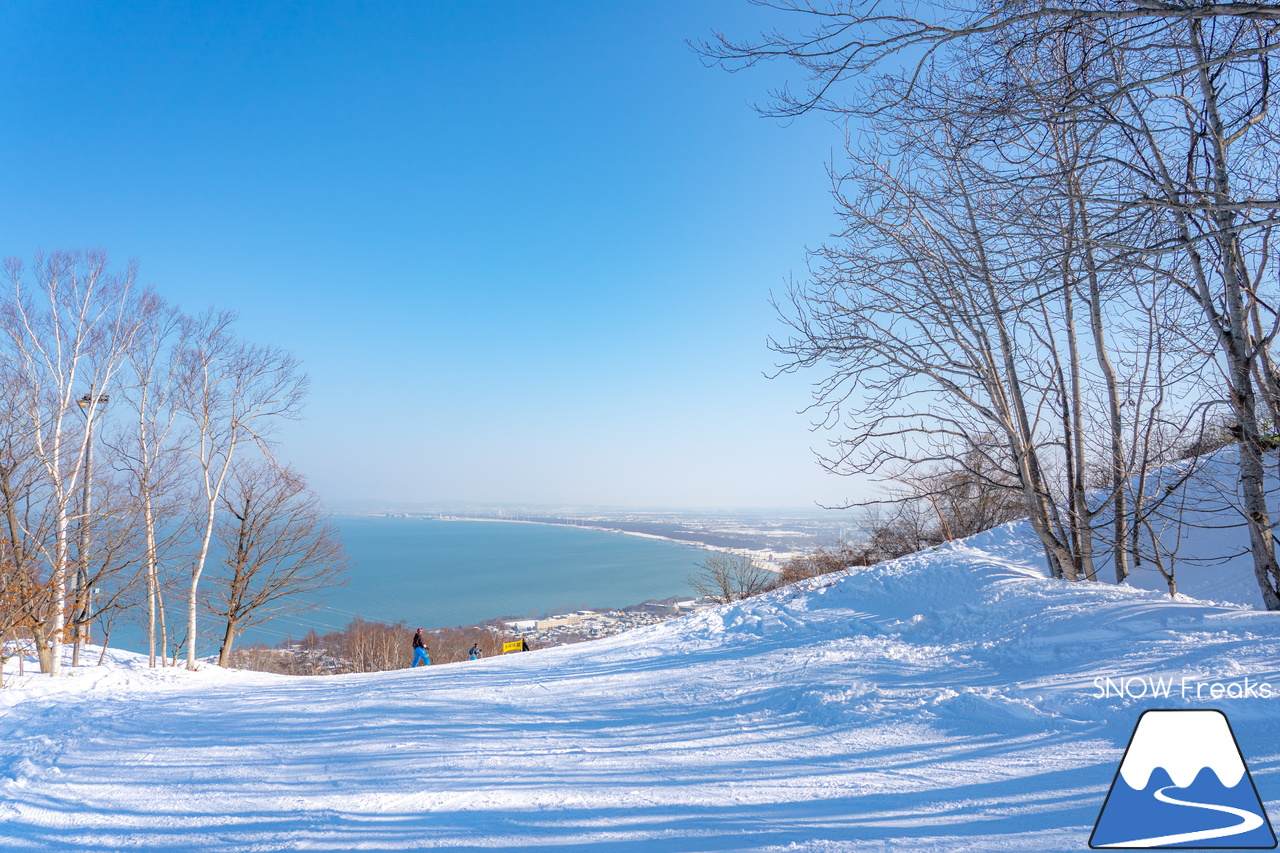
[{"x1": 229, "y1": 616, "x2": 518, "y2": 675}]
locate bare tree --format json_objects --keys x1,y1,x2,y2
[
  {"x1": 779, "y1": 540, "x2": 871, "y2": 585},
  {"x1": 423, "y1": 627, "x2": 505, "y2": 665},
  {"x1": 0, "y1": 251, "x2": 143, "y2": 673},
  {"x1": 106, "y1": 293, "x2": 194, "y2": 667},
  {"x1": 208, "y1": 458, "x2": 349, "y2": 667},
  {"x1": 0, "y1": 250, "x2": 347, "y2": 666},
  {"x1": 178, "y1": 312, "x2": 307, "y2": 669},
  {"x1": 696, "y1": 2, "x2": 1280, "y2": 123},
  {"x1": 770, "y1": 126, "x2": 1109, "y2": 580},
  {"x1": 59, "y1": 472, "x2": 155, "y2": 663},
  {"x1": 687, "y1": 550, "x2": 776, "y2": 604},
  {"x1": 701, "y1": 2, "x2": 1280, "y2": 607},
  {"x1": 1110, "y1": 19, "x2": 1280, "y2": 608},
  {"x1": 331, "y1": 617, "x2": 411, "y2": 673},
  {"x1": 0, "y1": 370, "x2": 58, "y2": 673},
  {"x1": 859, "y1": 449, "x2": 1027, "y2": 562}
]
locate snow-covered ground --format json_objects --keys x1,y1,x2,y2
[{"x1": 3, "y1": 487, "x2": 1279, "y2": 850}]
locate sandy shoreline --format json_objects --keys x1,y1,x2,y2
[
  {"x1": 433, "y1": 514, "x2": 716, "y2": 550},
  {"x1": 431, "y1": 515, "x2": 794, "y2": 571}
]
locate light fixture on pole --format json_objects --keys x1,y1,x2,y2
[{"x1": 73, "y1": 392, "x2": 110, "y2": 663}]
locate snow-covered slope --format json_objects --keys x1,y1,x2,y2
[
  {"x1": 1090, "y1": 448, "x2": 1280, "y2": 608},
  {"x1": 2, "y1": 521, "x2": 1278, "y2": 851}
]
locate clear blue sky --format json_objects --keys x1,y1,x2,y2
[{"x1": 0, "y1": 1, "x2": 865, "y2": 509}]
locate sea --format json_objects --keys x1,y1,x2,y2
[{"x1": 228, "y1": 515, "x2": 704, "y2": 648}]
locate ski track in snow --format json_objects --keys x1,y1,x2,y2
[{"x1": 2, "y1": 478, "x2": 1280, "y2": 851}]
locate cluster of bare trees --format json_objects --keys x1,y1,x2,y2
[
  {"x1": 701, "y1": 1, "x2": 1280, "y2": 608},
  {"x1": 0, "y1": 250, "x2": 349, "y2": 676},
  {"x1": 692, "y1": 543, "x2": 877, "y2": 602},
  {"x1": 688, "y1": 550, "x2": 779, "y2": 603},
  {"x1": 777, "y1": 541, "x2": 872, "y2": 585},
  {"x1": 229, "y1": 620, "x2": 512, "y2": 675}
]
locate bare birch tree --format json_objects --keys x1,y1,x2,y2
[
  {"x1": 106, "y1": 293, "x2": 194, "y2": 666},
  {"x1": 178, "y1": 313, "x2": 307, "y2": 669},
  {"x1": 0, "y1": 252, "x2": 341, "y2": 669},
  {"x1": 0, "y1": 251, "x2": 143, "y2": 673}
]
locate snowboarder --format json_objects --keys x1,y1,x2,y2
[
  {"x1": 412, "y1": 628, "x2": 430, "y2": 667},
  {"x1": 468, "y1": 644, "x2": 482, "y2": 660}
]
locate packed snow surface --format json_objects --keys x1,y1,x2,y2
[{"x1": 3, "y1": 512, "x2": 1279, "y2": 850}]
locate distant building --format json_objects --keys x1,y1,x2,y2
[{"x1": 535, "y1": 614, "x2": 583, "y2": 630}]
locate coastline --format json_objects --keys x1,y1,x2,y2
[
  {"x1": 423, "y1": 515, "x2": 797, "y2": 572},
  {"x1": 319, "y1": 514, "x2": 720, "y2": 634},
  {"x1": 432, "y1": 515, "x2": 718, "y2": 551},
  {"x1": 338, "y1": 506, "x2": 830, "y2": 560}
]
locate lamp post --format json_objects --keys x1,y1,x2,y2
[{"x1": 73, "y1": 392, "x2": 109, "y2": 665}]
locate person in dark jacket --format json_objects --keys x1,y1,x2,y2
[
  {"x1": 412, "y1": 628, "x2": 430, "y2": 667},
  {"x1": 468, "y1": 644, "x2": 482, "y2": 660}
]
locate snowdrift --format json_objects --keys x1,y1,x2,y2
[{"x1": 2, "y1": 510, "x2": 1278, "y2": 851}]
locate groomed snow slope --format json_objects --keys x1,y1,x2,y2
[{"x1": 2, "y1": 521, "x2": 1278, "y2": 852}]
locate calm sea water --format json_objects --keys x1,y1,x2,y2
[
  {"x1": 101, "y1": 516, "x2": 703, "y2": 655},
  {"x1": 241, "y1": 516, "x2": 703, "y2": 645}
]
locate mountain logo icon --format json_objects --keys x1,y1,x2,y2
[{"x1": 1090, "y1": 709, "x2": 1276, "y2": 849}]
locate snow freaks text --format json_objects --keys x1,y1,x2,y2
[{"x1": 1092, "y1": 675, "x2": 1275, "y2": 700}]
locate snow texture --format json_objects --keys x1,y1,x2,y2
[{"x1": 2, "y1": 473, "x2": 1279, "y2": 851}]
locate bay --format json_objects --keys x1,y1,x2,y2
[{"x1": 243, "y1": 516, "x2": 704, "y2": 645}]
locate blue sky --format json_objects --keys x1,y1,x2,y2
[{"x1": 0, "y1": 1, "x2": 865, "y2": 509}]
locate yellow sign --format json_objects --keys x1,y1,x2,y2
[{"x1": 502, "y1": 640, "x2": 524, "y2": 654}]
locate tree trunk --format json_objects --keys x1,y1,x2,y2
[
  {"x1": 1191, "y1": 20, "x2": 1280, "y2": 610},
  {"x1": 217, "y1": 619, "x2": 237, "y2": 668}
]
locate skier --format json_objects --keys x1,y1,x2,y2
[
  {"x1": 412, "y1": 628, "x2": 430, "y2": 667},
  {"x1": 468, "y1": 644, "x2": 482, "y2": 660}
]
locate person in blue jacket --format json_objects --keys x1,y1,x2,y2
[{"x1": 412, "y1": 628, "x2": 430, "y2": 667}]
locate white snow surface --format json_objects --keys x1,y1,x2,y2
[{"x1": 3, "y1": 507, "x2": 1279, "y2": 851}]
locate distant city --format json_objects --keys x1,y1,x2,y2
[{"x1": 491, "y1": 597, "x2": 709, "y2": 649}]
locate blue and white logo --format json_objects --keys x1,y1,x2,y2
[{"x1": 1091, "y1": 709, "x2": 1276, "y2": 848}]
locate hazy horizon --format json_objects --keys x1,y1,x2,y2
[{"x1": 325, "y1": 497, "x2": 861, "y2": 515}]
